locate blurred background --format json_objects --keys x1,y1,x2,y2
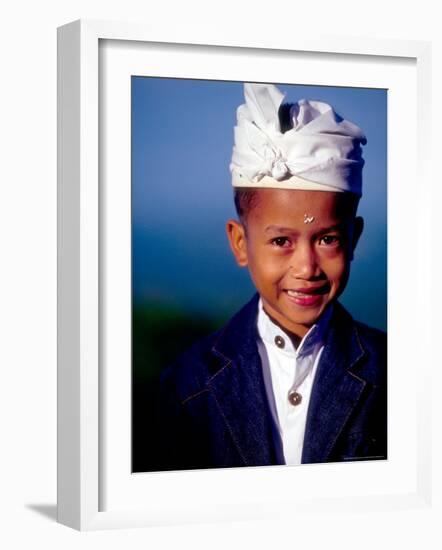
[{"x1": 132, "y1": 77, "x2": 387, "y2": 471}]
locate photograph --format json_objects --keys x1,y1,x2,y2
[{"x1": 131, "y1": 77, "x2": 387, "y2": 473}]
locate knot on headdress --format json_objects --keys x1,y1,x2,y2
[
  {"x1": 258, "y1": 146, "x2": 289, "y2": 181},
  {"x1": 271, "y1": 157, "x2": 290, "y2": 180}
]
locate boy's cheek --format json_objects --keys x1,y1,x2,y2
[
  {"x1": 322, "y1": 253, "x2": 349, "y2": 274},
  {"x1": 320, "y1": 246, "x2": 346, "y2": 260}
]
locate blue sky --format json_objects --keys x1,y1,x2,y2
[{"x1": 132, "y1": 77, "x2": 387, "y2": 331}]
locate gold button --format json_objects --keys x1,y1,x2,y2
[
  {"x1": 274, "y1": 335, "x2": 285, "y2": 349},
  {"x1": 288, "y1": 391, "x2": 302, "y2": 406}
]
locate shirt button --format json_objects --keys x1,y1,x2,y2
[
  {"x1": 288, "y1": 391, "x2": 302, "y2": 406},
  {"x1": 274, "y1": 335, "x2": 285, "y2": 349}
]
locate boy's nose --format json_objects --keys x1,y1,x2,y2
[{"x1": 289, "y1": 243, "x2": 319, "y2": 280}]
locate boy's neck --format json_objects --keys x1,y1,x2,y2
[{"x1": 259, "y1": 299, "x2": 333, "y2": 351}]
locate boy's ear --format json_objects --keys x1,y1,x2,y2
[
  {"x1": 350, "y1": 216, "x2": 364, "y2": 260},
  {"x1": 226, "y1": 219, "x2": 248, "y2": 267}
]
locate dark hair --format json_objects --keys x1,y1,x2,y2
[
  {"x1": 278, "y1": 102, "x2": 295, "y2": 133},
  {"x1": 233, "y1": 188, "x2": 259, "y2": 224}
]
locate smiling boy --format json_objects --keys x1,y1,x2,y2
[
  {"x1": 154, "y1": 83, "x2": 387, "y2": 470},
  {"x1": 227, "y1": 188, "x2": 363, "y2": 338}
]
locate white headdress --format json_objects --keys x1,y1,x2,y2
[{"x1": 230, "y1": 83, "x2": 367, "y2": 195}]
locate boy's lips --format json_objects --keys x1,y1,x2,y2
[{"x1": 283, "y1": 285, "x2": 329, "y2": 307}]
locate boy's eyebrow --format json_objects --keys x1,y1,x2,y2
[
  {"x1": 264, "y1": 223, "x2": 346, "y2": 235},
  {"x1": 315, "y1": 223, "x2": 348, "y2": 235},
  {"x1": 264, "y1": 225, "x2": 298, "y2": 234}
]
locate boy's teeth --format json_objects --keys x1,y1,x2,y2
[{"x1": 287, "y1": 290, "x2": 308, "y2": 297}]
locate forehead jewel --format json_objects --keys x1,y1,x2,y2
[{"x1": 230, "y1": 83, "x2": 367, "y2": 195}]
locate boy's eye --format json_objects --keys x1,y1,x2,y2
[
  {"x1": 318, "y1": 235, "x2": 341, "y2": 246},
  {"x1": 271, "y1": 236, "x2": 291, "y2": 247}
]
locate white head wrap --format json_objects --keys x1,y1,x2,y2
[{"x1": 230, "y1": 83, "x2": 367, "y2": 195}]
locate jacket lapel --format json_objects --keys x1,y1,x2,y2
[
  {"x1": 301, "y1": 304, "x2": 367, "y2": 463},
  {"x1": 208, "y1": 294, "x2": 282, "y2": 467}
]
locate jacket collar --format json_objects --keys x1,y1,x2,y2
[{"x1": 209, "y1": 294, "x2": 369, "y2": 466}]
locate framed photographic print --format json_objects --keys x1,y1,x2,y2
[
  {"x1": 130, "y1": 76, "x2": 388, "y2": 474},
  {"x1": 57, "y1": 19, "x2": 432, "y2": 530}
]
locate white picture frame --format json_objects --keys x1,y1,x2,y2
[{"x1": 57, "y1": 19, "x2": 432, "y2": 531}]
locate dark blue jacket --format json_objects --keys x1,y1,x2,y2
[{"x1": 155, "y1": 293, "x2": 387, "y2": 470}]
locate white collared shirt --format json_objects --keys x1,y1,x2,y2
[{"x1": 257, "y1": 299, "x2": 331, "y2": 465}]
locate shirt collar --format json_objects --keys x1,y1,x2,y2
[{"x1": 257, "y1": 297, "x2": 332, "y2": 358}]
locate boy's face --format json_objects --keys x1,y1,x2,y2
[{"x1": 227, "y1": 188, "x2": 363, "y2": 338}]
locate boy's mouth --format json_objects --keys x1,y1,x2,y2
[
  {"x1": 287, "y1": 289, "x2": 314, "y2": 297},
  {"x1": 285, "y1": 285, "x2": 329, "y2": 297},
  {"x1": 284, "y1": 285, "x2": 329, "y2": 307}
]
